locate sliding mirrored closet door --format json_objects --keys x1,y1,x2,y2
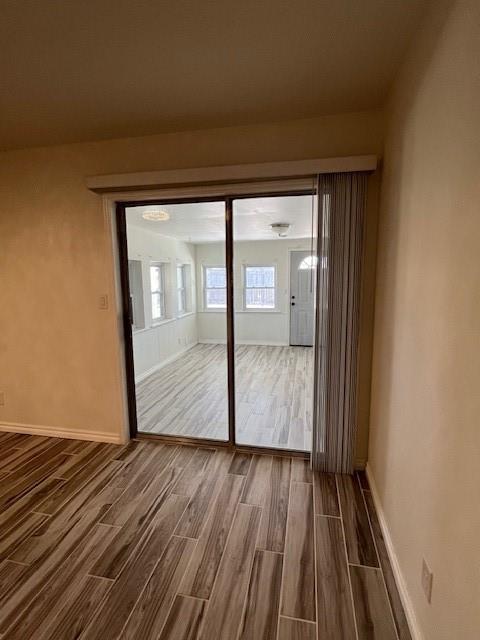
[
  {"x1": 119, "y1": 188, "x2": 317, "y2": 455},
  {"x1": 232, "y1": 194, "x2": 316, "y2": 452},
  {"x1": 117, "y1": 168, "x2": 370, "y2": 471},
  {"x1": 123, "y1": 200, "x2": 229, "y2": 442}
]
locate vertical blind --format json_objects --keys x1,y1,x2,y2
[{"x1": 312, "y1": 172, "x2": 367, "y2": 474}]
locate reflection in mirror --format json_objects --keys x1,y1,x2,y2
[
  {"x1": 298, "y1": 255, "x2": 318, "y2": 270},
  {"x1": 125, "y1": 200, "x2": 228, "y2": 441},
  {"x1": 233, "y1": 194, "x2": 315, "y2": 452},
  {"x1": 128, "y1": 259, "x2": 145, "y2": 330}
]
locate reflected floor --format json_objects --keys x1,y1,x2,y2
[{"x1": 136, "y1": 343, "x2": 313, "y2": 451}]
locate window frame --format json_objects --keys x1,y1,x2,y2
[
  {"x1": 176, "y1": 263, "x2": 188, "y2": 315},
  {"x1": 243, "y1": 264, "x2": 277, "y2": 311},
  {"x1": 203, "y1": 265, "x2": 227, "y2": 310},
  {"x1": 150, "y1": 262, "x2": 167, "y2": 323},
  {"x1": 127, "y1": 259, "x2": 145, "y2": 331}
]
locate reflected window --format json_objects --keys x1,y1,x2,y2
[
  {"x1": 176, "y1": 264, "x2": 190, "y2": 314},
  {"x1": 299, "y1": 255, "x2": 327, "y2": 270},
  {"x1": 128, "y1": 259, "x2": 145, "y2": 330},
  {"x1": 204, "y1": 266, "x2": 227, "y2": 309},
  {"x1": 244, "y1": 265, "x2": 276, "y2": 310},
  {"x1": 150, "y1": 263, "x2": 166, "y2": 322},
  {"x1": 299, "y1": 255, "x2": 318, "y2": 270}
]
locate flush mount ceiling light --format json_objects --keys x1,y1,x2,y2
[
  {"x1": 270, "y1": 223, "x2": 291, "y2": 237},
  {"x1": 142, "y1": 210, "x2": 170, "y2": 222}
]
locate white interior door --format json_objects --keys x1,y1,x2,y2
[{"x1": 289, "y1": 250, "x2": 315, "y2": 346}]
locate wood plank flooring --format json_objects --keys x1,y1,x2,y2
[
  {"x1": 0, "y1": 432, "x2": 410, "y2": 640},
  {"x1": 135, "y1": 343, "x2": 313, "y2": 451}
]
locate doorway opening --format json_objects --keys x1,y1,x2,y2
[{"x1": 117, "y1": 190, "x2": 316, "y2": 453}]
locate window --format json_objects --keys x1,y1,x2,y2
[
  {"x1": 204, "y1": 266, "x2": 226, "y2": 309},
  {"x1": 128, "y1": 260, "x2": 145, "y2": 330},
  {"x1": 299, "y1": 255, "x2": 318, "y2": 270},
  {"x1": 150, "y1": 263, "x2": 166, "y2": 322},
  {"x1": 244, "y1": 265, "x2": 276, "y2": 309},
  {"x1": 177, "y1": 264, "x2": 187, "y2": 314},
  {"x1": 299, "y1": 255, "x2": 327, "y2": 270}
]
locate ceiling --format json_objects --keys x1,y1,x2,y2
[
  {"x1": 126, "y1": 195, "x2": 314, "y2": 243},
  {"x1": 0, "y1": 0, "x2": 428, "y2": 151}
]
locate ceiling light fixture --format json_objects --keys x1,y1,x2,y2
[
  {"x1": 270, "y1": 223, "x2": 291, "y2": 237},
  {"x1": 142, "y1": 210, "x2": 170, "y2": 222}
]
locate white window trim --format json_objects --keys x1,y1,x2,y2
[
  {"x1": 176, "y1": 263, "x2": 188, "y2": 316},
  {"x1": 150, "y1": 262, "x2": 167, "y2": 323},
  {"x1": 150, "y1": 317, "x2": 176, "y2": 328},
  {"x1": 242, "y1": 264, "x2": 277, "y2": 312},
  {"x1": 203, "y1": 264, "x2": 227, "y2": 310}
]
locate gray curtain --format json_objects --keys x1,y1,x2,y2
[{"x1": 311, "y1": 172, "x2": 367, "y2": 474}]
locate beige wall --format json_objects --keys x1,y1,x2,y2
[
  {"x1": 368, "y1": 0, "x2": 479, "y2": 638},
  {"x1": 0, "y1": 110, "x2": 383, "y2": 450}
]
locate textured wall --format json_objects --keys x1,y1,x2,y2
[
  {"x1": 369, "y1": 1, "x2": 480, "y2": 637},
  {"x1": 0, "y1": 110, "x2": 383, "y2": 451}
]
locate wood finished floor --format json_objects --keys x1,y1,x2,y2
[
  {"x1": 135, "y1": 343, "x2": 313, "y2": 451},
  {"x1": 0, "y1": 433, "x2": 411, "y2": 640}
]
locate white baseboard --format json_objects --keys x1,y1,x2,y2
[
  {"x1": 135, "y1": 341, "x2": 197, "y2": 383},
  {"x1": 198, "y1": 339, "x2": 289, "y2": 347},
  {"x1": 0, "y1": 421, "x2": 125, "y2": 444},
  {"x1": 366, "y1": 463, "x2": 424, "y2": 640}
]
